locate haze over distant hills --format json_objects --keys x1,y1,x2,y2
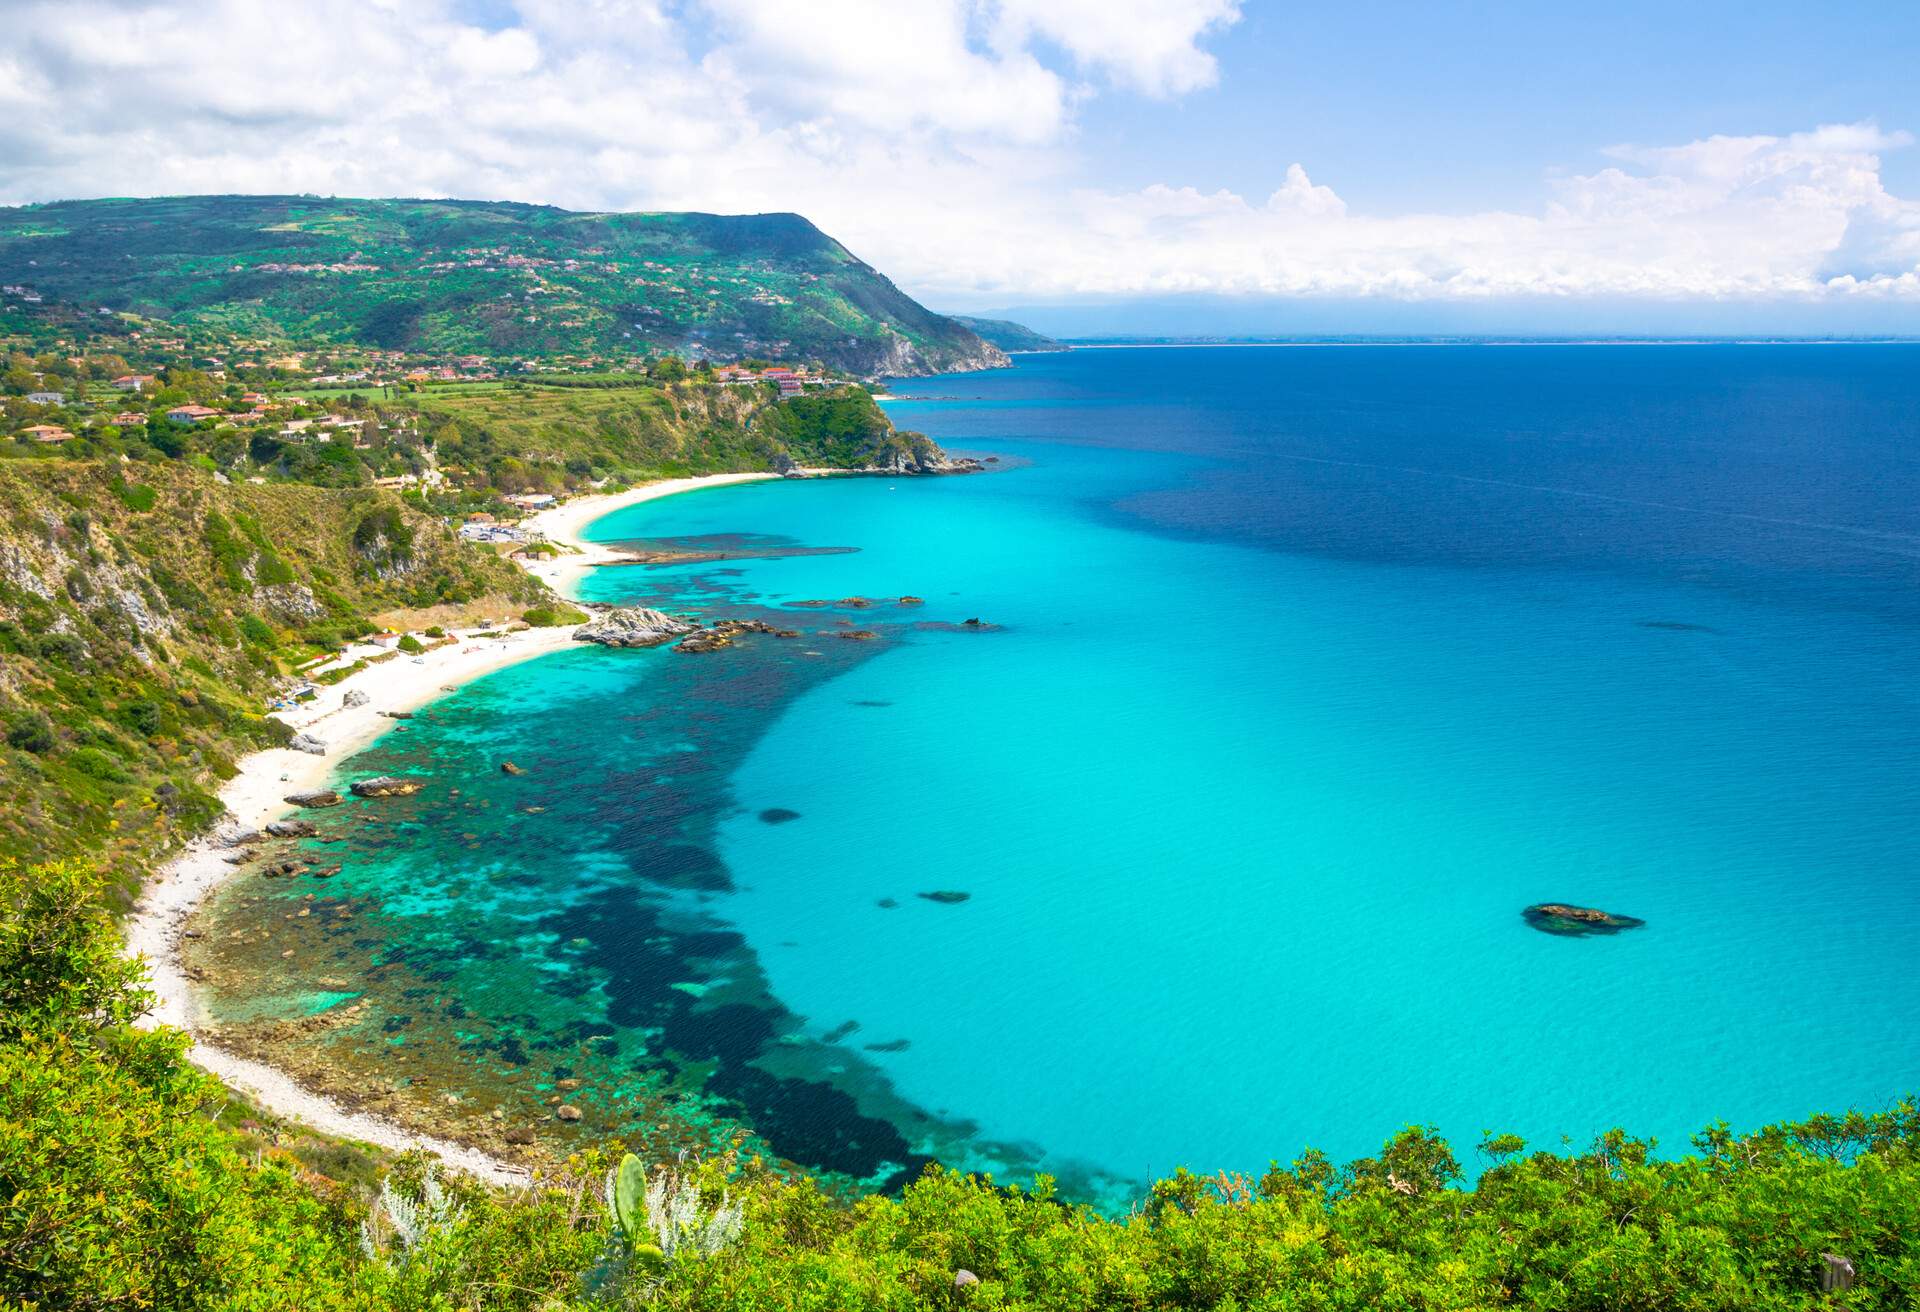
[{"x1": 0, "y1": 196, "x2": 1008, "y2": 377}]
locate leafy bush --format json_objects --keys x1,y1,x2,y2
[
  {"x1": 396, "y1": 634, "x2": 425, "y2": 654},
  {"x1": 4, "y1": 710, "x2": 55, "y2": 754},
  {"x1": 522, "y1": 604, "x2": 587, "y2": 628},
  {"x1": 66, "y1": 747, "x2": 132, "y2": 784},
  {"x1": 110, "y1": 478, "x2": 158, "y2": 512},
  {"x1": 239, "y1": 614, "x2": 277, "y2": 648}
]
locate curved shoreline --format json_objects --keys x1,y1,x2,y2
[{"x1": 126, "y1": 472, "x2": 776, "y2": 1180}]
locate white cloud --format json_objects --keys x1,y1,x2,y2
[
  {"x1": 0, "y1": 0, "x2": 1916, "y2": 312},
  {"x1": 989, "y1": 0, "x2": 1240, "y2": 96}
]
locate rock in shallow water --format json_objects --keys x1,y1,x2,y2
[
  {"x1": 759, "y1": 807, "x2": 802, "y2": 824},
  {"x1": 1523, "y1": 903, "x2": 1645, "y2": 936},
  {"x1": 918, "y1": 890, "x2": 971, "y2": 905},
  {"x1": 284, "y1": 789, "x2": 342, "y2": 808},
  {"x1": 351, "y1": 775, "x2": 425, "y2": 799}
]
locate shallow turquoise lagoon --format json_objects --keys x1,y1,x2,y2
[{"x1": 253, "y1": 347, "x2": 1920, "y2": 1203}]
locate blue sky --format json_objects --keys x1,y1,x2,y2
[
  {"x1": 4, "y1": 0, "x2": 1919, "y2": 333},
  {"x1": 1082, "y1": 2, "x2": 1920, "y2": 209}
]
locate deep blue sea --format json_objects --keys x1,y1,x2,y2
[{"x1": 211, "y1": 345, "x2": 1920, "y2": 1204}]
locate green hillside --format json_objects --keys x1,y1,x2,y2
[
  {"x1": 948, "y1": 314, "x2": 1065, "y2": 352},
  {"x1": 0, "y1": 196, "x2": 1009, "y2": 377},
  {"x1": 0, "y1": 461, "x2": 541, "y2": 879}
]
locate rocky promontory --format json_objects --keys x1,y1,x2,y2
[{"x1": 573, "y1": 607, "x2": 696, "y2": 648}]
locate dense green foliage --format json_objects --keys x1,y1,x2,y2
[
  {"x1": 0, "y1": 197, "x2": 1006, "y2": 376},
  {"x1": 0, "y1": 461, "x2": 539, "y2": 875},
  {"x1": 3, "y1": 858, "x2": 1918, "y2": 1309},
  {"x1": 412, "y1": 381, "x2": 940, "y2": 490}
]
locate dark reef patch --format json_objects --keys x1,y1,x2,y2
[
  {"x1": 1524, "y1": 903, "x2": 1646, "y2": 936},
  {"x1": 759, "y1": 807, "x2": 803, "y2": 824}
]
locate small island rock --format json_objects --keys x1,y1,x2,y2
[
  {"x1": 351, "y1": 775, "x2": 426, "y2": 799},
  {"x1": 1523, "y1": 903, "x2": 1646, "y2": 936}
]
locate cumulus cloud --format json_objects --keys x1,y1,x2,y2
[{"x1": 0, "y1": 0, "x2": 1916, "y2": 310}]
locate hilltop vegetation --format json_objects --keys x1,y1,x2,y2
[
  {"x1": 416, "y1": 379, "x2": 950, "y2": 490},
  {"x1": 0, "y1": 196, "x2": 1008, "y2": 377},
  {"x1": 0, "y1": 461, "x2": 539, "y2": 878}
]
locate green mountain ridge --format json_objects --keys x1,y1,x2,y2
[
  {"x1": 947, "y1": 314, "x2": 1065, "y2": 352},
  {"x1": 0, "y1": 196, "x2": 1009, "y2": 377}
]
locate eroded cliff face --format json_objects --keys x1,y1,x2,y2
[{"x1": 861, "y1": 329, "x2": 1011, "y2": 380}]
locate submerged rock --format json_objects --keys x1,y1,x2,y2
[
  {"x1": 918, "y1": 890, "x2": 971, "y2": 905},
  {"x1": 759, "y1": 808, "x2": 802, "y2": 824},
  {"x1": 500, "y1": 761, "x2": 526, "y2": 776},
  {"x1": 574, "y1": 607, "x2": 695, "y2": 648},
  {"x1": 555, "y1": 1104, "x2": 583, "y2": 1122},
  {"x1": 350, "y1": 775, "x2": 425, "y2": 799},
  {"x1": 264, "y1": 819, "x2": 317, "y2": 838},
  {"x1": 1523, "y1": 903, "x2": 1646, "y2": 936},
  {"x1": 288, "y1": 732, "x2": 327, "y2": 755},
  {"x1": 838, "y1": 629, "x2": 880, "y2": 641},
  {"x1": 284, "y1": 789, "x2": 342, "y2": 809}
]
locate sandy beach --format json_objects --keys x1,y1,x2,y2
[
  {"x1": 127, "y1": 471, "x2": 774, "y2": 1179},
  {"x1": 519, "y1": 471, "x2": 781, "y2": 598}
]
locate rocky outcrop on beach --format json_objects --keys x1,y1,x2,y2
[
  {"x1": 573, "y1": 607, "x2": 695, "y2": 648},
  {"x1": 284, "y1": 789, "x2": 343, "y2": 809},
  {"x1": 350, "y1": 775, "x2": 425, "y2": 799},
  {"x1": 264, "y1": 819, "x2": 318, "y2": 838},
  {"x1": 342, "y1": 689, "x2": 370, "y2": 709},
  {"x1": 288, "y1": 733, "x2": 328, "y2": 756},
  {"x1": 1523, "y1": 903, "x2": 1645, "y2": 936}
]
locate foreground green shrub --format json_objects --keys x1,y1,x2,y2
[
  {"x1": 3, "y1": 857, "x2": 1918, "y2": 1310},
  {"x1": 523, "y1": 604, "x2": 587, "y2": 628}
]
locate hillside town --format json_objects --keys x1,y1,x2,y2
[{"x1": 1, "y1": 283, "x2": 853, "y2": 494}]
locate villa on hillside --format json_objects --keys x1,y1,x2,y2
[
  {"x1": 164, "y1": 404, "x2": 221, "y2": 423},
  {"x1": 26, "y1": 391, "x2": 64, "y2": 404},
  {"x1": 22, "y1": 425, "x2": 73, "y2": 443},
  {"x1": 113, "y1": 374, "x2": 158, "y2": 391}
]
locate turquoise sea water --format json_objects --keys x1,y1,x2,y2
[{"x1": 211, "y1": 346, "x2": 1920, "y2": 1204}]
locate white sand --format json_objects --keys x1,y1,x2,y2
[
  {"x1": 127, "y1": 470, "x2": 776, "y2": 1179},
  {"x1": 519, "y1": 471, "x2": 781, "y2": 599}
]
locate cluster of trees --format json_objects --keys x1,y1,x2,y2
[{"x1": 3, "y1": 852, "x2": 1916, "y2": 1308}]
